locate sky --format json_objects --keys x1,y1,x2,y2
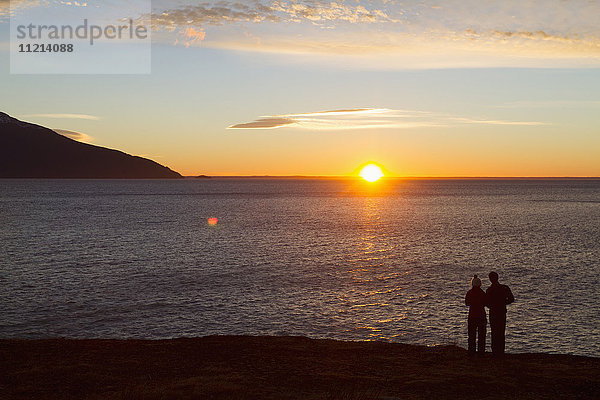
[{"x1": 1, "y1": 0, "x2": 599, "y2": 177}]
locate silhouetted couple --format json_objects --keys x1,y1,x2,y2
[{"x1": 465, "y1": 271, "x2": 514, "y2": 356}]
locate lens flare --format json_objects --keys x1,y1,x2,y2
[{"x1": 359, "y1": 164, "x2": 384, "y2": 182}]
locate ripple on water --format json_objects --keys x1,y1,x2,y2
[{"x1": 0, "y1": 179, "x2": 598, "y2": 356}]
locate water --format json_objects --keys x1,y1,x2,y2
[{"x1": 0, "y1": 179, "x2": 599, "y2": 357}]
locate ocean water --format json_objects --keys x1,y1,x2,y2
[{"x1": 0, "y1": 179, "x2": 599, "y2": 357}]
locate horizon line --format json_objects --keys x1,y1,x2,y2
[{"x1": 184, "y1": 175, "x2": 600, "y2": 180}]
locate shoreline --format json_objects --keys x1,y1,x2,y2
[{"x1": 2, "y1": 336, "x2": 598, "y2": 399}]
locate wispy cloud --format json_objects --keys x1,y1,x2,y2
[
  {"x1": 0, "y1": 0, "x2": 41, "y2": 19},
  {"x1": 228, "y1": 108, "x2": 548, "y2": 130},
  {"x1": 149, "y1": 1, "x2": 395, "y2": 29},
  {"x1": 144, "y1": 0, "x2": 600, "y2": 67},
  {"x1": 24, "y1": 113, "x2": 101, "y2": 121},
  {"x1": 174, "y1": 27, "x2": 207, "y2": 47},
  {"x1": 466, "y1": 29, "x2": 579, "y2": 44},
  {"x1": 58, "y1": 1, "x2": 88, "y2": 7},
  {"x1": 270, "y1": 1, "x2": 398, "y2": 24},
  {"x1": 5, "y1": 1, "x2": 600, "y2": 67},
  {"x1": 230, "y1": 117, "x2": 297, "y2": 129},
  {"x1": 449, "y1": 117, "x2": 548, "y2": 126},
  {"x1": 497, "y1": 100, "x2": 600, "y2": 109},
  {"x1": 54, "y1": 129, "x2": 93, "y2": 142}
]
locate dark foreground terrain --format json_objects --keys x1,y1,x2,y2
[{"x1": 1, "y1": 336, "x2": 598, "y2": 399}]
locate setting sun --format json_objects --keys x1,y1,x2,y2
[{"x1": 359, "y1": 164, "x2": 385, "y2": 182}]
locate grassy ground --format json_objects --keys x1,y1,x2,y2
[{"x1": 1, "y1": 336, "x2": 599, "y2": 399}]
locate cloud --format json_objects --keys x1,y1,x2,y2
[
  {"x1": 175, "y1": 27, "x2": 206, "y2": 47},
  {"x1": 228, "y1": 108, "x2": 548, "y2": 131},
  {"x1": 149, "y1": 3, "x2": 281, "y2": 29},
  {"x1": 58, "y1": 1, "x2": 87, "y2": 6},
  {"x1": 54, "y1": 129, "x2": 93, "y2": 142},
  {"x1": 497, "y1": 100, "x2": 600, "y2": 109},
  {"x1": 24, "y1": 113, "x2": 101, "y2": 120},
  {"x1": 468, "y1": 29, "x2": 572, "y2": 43},
  {"x1": 229, "y1": 117, "x2": 297, "y2": 129},
  {"x1": 6, "y1": 1, "x2": 600, "y2": 67},
  {"x1": 0, "y1": 0, "x2": 41, "y2": 19},
  {"x1": 282, "y1": 109, "x2": 388, "y2": 117},
  {"x1": 269, "y1": 1, "x2": 398, "y2": 24},
  {"x1": 450, "y1": 117, "x2": 549, "y2": 126},
  {"x1": 149, "y1": 1, "x2": 395, "y2": 29},
  {"x1": 144, "y1": 0, "x2": 600, "y2": 68}
]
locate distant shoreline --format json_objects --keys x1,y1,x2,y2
[{"x1": 2, "y1": 336, "x2": 598, "y2": 399}]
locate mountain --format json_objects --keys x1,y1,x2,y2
[{"x1": 0, "y1": 112, "x2": 182, "y2": 179}]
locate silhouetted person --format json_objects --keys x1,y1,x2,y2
[
  {"x1": 486, "y1": 271, "x2": 514, "y2": 355},
  {"x1": 465, "y1": 275, "x2": 487, "y2": 355}
]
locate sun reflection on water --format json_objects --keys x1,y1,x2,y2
[{"x1": 338, "y1": 196, "x2": 407, "y2": 340}]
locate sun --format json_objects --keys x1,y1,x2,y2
[{"x1": 359, "y1": 164, "x2": 385, "y2": 182}]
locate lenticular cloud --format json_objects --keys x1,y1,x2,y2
[{"x1": 228, "y1": 108, "x2": 548, "y2": 131}]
